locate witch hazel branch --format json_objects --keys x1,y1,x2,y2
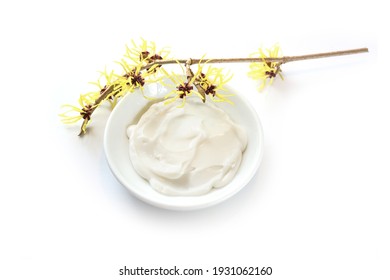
[{"x1": 59, "y1": 39, "x2": 368, "y2": 135}]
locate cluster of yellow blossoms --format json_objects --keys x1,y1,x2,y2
[{"x1": 60, "y1": 39, "x2": 282, "y2": 135}]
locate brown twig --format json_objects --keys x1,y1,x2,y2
[{"x1": 141, "y1": 48, "x2": 368, "y2": 70}]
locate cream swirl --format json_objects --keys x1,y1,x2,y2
[{"x1": 127, "y1": 98, "x2": 247, "y2": 196}]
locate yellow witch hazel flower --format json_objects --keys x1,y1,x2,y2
[
  {"x1": 196, "y1": 65, "x2": 234, "y2": 104},
  {"x1": 114, "y1": 39, "x2": 170, "y2": 99},
  {"x1": 115, "y1": 60, "x2": 162, "y2": 99},
  {"x1": 59, "y1": 94, "x2": 97, "y2": 134},
  {"x1": 163, "y1": 60, "x2": 234, "y2": 107},
  {"x1": 60, "y1": 38, "x2": 170, "y2": 135},
  {"x1": 124, "y1": 38, "x2": 170, "y2": 72},
  {"x1": 162, "y1": 69, "x2": 201, "y2": 107},
  {"x1": 248, "y1": 44, "x2": 284, "y2": 91},
  {"x1": 88, "y1": 68, "x2": 117, "y2": 106},
  {"x1": 59, "y1": 68, "x2": 118, "y2": 134}
]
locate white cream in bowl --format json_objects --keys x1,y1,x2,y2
[
  {"x1": 104, "y1": 81, "x2": 263, "y2": 210},
  {"x1": 127, "y1": 98, "x2": 248, "y2": 196}
]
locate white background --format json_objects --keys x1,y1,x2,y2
[{"x1": 1, "y1": 0, "x2": 389, "y2": 279}]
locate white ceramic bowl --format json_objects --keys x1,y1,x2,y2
[{"x1": 104, "y1": 81, "x2": 263, "y2": 210}]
